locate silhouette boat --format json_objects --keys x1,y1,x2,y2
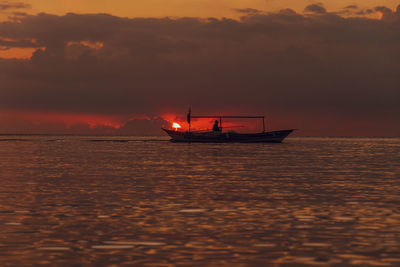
[{"x1": 162, "y1": 109, "x2": 294, "y2": 143}]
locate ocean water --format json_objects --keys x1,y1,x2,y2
[{"x1": 0, "y1": 136, "x2": 399, "y2": 266}]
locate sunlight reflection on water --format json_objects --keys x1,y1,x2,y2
[{"x1": 0, "y1": 136, "x2": 399, "y2": 265}]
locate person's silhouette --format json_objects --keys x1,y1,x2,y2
[{"x1": 212, "y1": 120, "x2": 221, "y2": 132}]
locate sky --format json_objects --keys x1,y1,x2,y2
[{"x1": 0, "y1": 1, "x2": 399, "y2": 136}]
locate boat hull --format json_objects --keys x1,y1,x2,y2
[{"x1": 162, "y1": 128, "x2": 294, "y2": 143}]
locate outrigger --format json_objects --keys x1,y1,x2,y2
[{"x1": 162, "y1": 108, "x2": 295, "y2": 143}]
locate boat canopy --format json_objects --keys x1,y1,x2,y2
[{"x1": 186, "y1": 108, "x2": 266, "y2": 132}]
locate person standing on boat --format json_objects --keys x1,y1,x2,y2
[{"x1": 212, "y1": 120, "x2": 221, "y2": 132}]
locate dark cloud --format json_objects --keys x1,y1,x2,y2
[
  {"x1": 375, "y1": 6, "x2": 393, "y2": 13},
  {"x1": 0, "y1": 1, "x2": 30, "y2": 11},
  {"x1": 0, "y1": 6, "x2": 399, "y2": 135},
  {"x1": 336, "y1": 5, "x2": 360, "y2": 16},
  {"x1": 339, "y1": 5, "x2": 379, "y2": 17},
  {"x1": 0, "y1": 38, "x2": 38, "y2": 48},
  {"x1": 119, "y1": 118, "x2": 168, "y2": 135},
  {"x1": 344, "y1": 5, "x2": 358, "y2": 9},
  {"x1": 375, "y1": 5, "x2": 400, "y2": 21},
  {"x1": 233, "y1": 8, "x2": 261, "y2": 14},
  {"x1": 364, "y1": 9, "x2": 375, "y2": 14},
  {"x1": 348, "y1": 8, "x2": 375, "y2": 16},
  {"x1": 304, "y1": 3, "x2": 326, "y2": 14}
]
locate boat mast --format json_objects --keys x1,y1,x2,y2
[
  {"x1": 262, "y1": 117, "x2": 265, "y2": 133},
  {"x1": 187, "y1": 107, "x2": 191, "y2": 133}
]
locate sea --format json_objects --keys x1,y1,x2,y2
[{"x1": 0, "y1": 136, "x2": 399, "y2": 266}]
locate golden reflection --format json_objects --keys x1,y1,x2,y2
[{"x1": 0, "y1": 137, "x2": 399, "y2": 265}]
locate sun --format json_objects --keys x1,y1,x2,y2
[{"x1": 172, "y1": 122, "x2": 182, "y2": 130}]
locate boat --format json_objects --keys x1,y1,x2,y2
[{"x1": 162, "y1": 108, "x2": 295, "y2": 143}]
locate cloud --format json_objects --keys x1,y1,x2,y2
[
  {"x1": 233, "y1": 8, "x2": 261, "y2": 14},
  {"x1": 364, "y1": 9, "x2": 375, "y2": 15},
  {"x1": 0, "y1": 1, "x2": 30, "y2": 11},
  {"x1": 0, "y1": 6, "x2": 399, "y2": 135},
  {"x1": 304, "y1": 3, "x2": 326, "y2": 14},
  {"x1": 344, "y1": 5, "x2": 358, "y2": 9},
  {"x1": 119, "y1": 117, "x2": 168, "y2": 135},
  {"x1": 374, "y1": 6, "x2": 393, "y2": 13},
  {"x1": 0, "y1": 111, "x2": 169, "y2": 135},
  {"x1": 375, "y1": 5, "x2": 400, "y2": 21}
]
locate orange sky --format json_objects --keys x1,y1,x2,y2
[
  {"x1": 0, "y1": 1, "x2": 399, "y2": 136},
  {"x1": 1, "y1": 0, "x2": 399, "y2": 19},
  {"x1": 1, "y1": 0, "x2": 398, "y2": 60}
]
